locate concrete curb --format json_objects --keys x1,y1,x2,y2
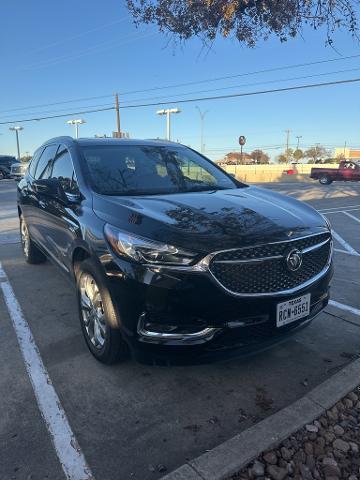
[{"x1": 162, "y1": 358, "x2": 360, "y2": 480}]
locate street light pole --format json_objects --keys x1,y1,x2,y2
[
  {"x1": 195, "y1": 107, "x2": 208, "y2": 153},
  {"x1": 66, "y1": 119, "x2": 86, "y2": 139},
  {"x1": 9, "y1": 126, "x2": 24, "y2": 159},
  {"x1": 156, "y1": 108, "x2": 181, "y2": 141}
]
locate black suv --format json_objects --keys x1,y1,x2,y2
[
  {"x1": 0, "y1": 155, "x2": 17, "y2": 180},
  {"x1": 17, "y1": 137, "x2": 333, "y2": 364}
]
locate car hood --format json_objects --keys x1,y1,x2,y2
[{"x1": 93, "y1": 186, "x2": 329, "y2": 253}]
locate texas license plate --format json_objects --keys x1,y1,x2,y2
[{"x1": 276, "y1": 294, "x2": 311, "y2": 327}]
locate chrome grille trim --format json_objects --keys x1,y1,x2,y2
[
  {"x1": 208, "y1": 233, "x2": 332, "y2": 297},
  {"x1": 146, "y1": 231, "x2": 333, "y2": 298},
  {"x1": 214, "y1": 255, "x2": 283, "y2": 264},
  {"x1": 213, "y1": 237, "x2": 330, "y2": 264}
]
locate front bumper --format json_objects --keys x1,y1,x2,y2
[{"x1": 102, "y1": 252, "x2": 333, "y2": 363}]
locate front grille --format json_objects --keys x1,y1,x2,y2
[{"x1": 209, "y1": 233, "x2": 331, "y2": 295}]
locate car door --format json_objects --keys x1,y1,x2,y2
[
  {"x1": 353, "y1": 163, "x2": 360, "y2": 181},
  {"x1": 38, "y1": 145, "x2": 82, "y2": 273},
  {"x1": 24, "y1": 144, "x2": 58, "y2": 248},
  {"x1": 341, "y1": 162, "x2": 356, "y2": 181}
]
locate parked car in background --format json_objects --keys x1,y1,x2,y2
[
  {"x1": 18, "y1": 137, "x2": 333, "y2": 365},
  {"x1": 0, "y1": 155, "x2": 17, "y2": 180},
  {"x1": 11, "y1": 161, "x2": 29, "y2": 180},
  {"x1": 310, "y1": 160, "x2": 360, "y2": 184}
]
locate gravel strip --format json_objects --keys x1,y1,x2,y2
[{"x1": 231, "y1": 387, "x2": 360, "y2": 480}]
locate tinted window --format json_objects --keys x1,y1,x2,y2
[
  {"x1": 80, "y1": 145, "x2": 238, "y2": 195},
  {"x1": 51, "y1": 146, "x2": 79, "y2": 195},
  {"x1": 34, "y1": 145, "x2": 58, "y2": 179},
  {"x1": 0, "y1": 156, "x2": 17, "y2": 166},
  {"x1": 28, "y1": 148, "x2": 43, "y2": 177}
]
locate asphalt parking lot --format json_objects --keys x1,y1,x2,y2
[{"x1": 1, "y1": 179, "x2": 360, "y2": 480}]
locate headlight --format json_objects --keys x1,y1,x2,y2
[{"x1": 104, "y1": 224, "x2": 197, "y2": 266}]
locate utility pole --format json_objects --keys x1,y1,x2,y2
[
  {"x1": 9, "y1": 126, "x2": 23, "y2": 159},
  {"x1": 156, "y1": 108, "x2": 181, "y2": 141},
  {"x1": 115, "y1": 93, "x2": 121, "y2": 137},
  {"x1": 296, "y1": 135, "x2": 302, "y2": 150},
  {"x1": 195, "y1": 106, "x2": 208, "y2": 153},
  {"x1": 285, "y1": 129, "x2": 291, "y2": 162}
]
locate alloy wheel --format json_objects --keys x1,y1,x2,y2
[{"x1": 79, "y1": 273, "x2": 107, "y2": 349}]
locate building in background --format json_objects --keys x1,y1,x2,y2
[{"x1": 334, "y1": 148, "x2": 360, "y2": 161}]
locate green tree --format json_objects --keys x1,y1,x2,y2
[
  {"x1": 224, "y1": 151, "x2": 252, "y2": 164},
  {"x1": 293, "y1": 149, "x2": 303, "y2": 163},
  {"x1": 276, "y1": 148, "x2": 293, "y2": 163},
  {"x1": 277, "y1": 154, "x2": 288, "y2": 164},
  {"x1": 127, "y1": 0, "x2": 358, "y2": 47},
  {"x1": 304, "y1": 145, "x2": 329, "y2": 163},
  {"x1": 250, "y1": 149, "x2": 270, "y2": 164}
]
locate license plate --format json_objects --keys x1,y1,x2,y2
[{"x1": 276, "y1": 294, "x2": 311, "y2": 328}]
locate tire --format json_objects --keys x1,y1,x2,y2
[
  {"x1": 20, "y1": 215, "x2": 47, "y2": 264},
  {"x1": 75, "y1": 258, "x2": 129, "y2": 364},
  {"x1": 319, "y1": 175, "x2": 332, "y2": 185},
  {"x1": 0, "y1": 171, "x2": 4, "y2": 180}
]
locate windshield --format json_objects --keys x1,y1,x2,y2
[{"x1": 80, "y1": 144, "x2": 239, "y2": 195}]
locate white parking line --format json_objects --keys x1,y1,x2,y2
[
  {"x1": 322, "y1": 208, "x2": 360, "y2": 215},
  {"x1": 333, "y1": 248, "x2": 354, "y2": 255},
  {"x1": 331, "y1": 230, "x2": 360, "y2": 256},
  {"x1": 0, "y1": 262, "x2": 94, "y2": 480},
  {"x1": 318, "y1": 203, "x2": 360, "y2": 213},
  {"x1": 343, "y1": 211, "x2": 360, "y2": 224},
  {"x1": 329, "y1": 300, "x2": 360, "y2": 317}
]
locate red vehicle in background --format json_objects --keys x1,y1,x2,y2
[{"x1": 310, "y1": 161, "x2": 360, "y2": 185}]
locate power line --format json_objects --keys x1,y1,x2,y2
[
  {"x1": 29, "y1": 18, "x2": 129, "y2": 54},
  {"x1": 2, "y1": 65, "x2": 358, "y2": 121},
  {"x1": 119, "y1": 77, "x2": 360, "y2": 109},
  {"x1": 0, "y1": 106, "x2": 115, "y2": 126},
  {"x1": 22, "y1": 31, "x2": 156, "y2": 71},
  {"x1": 0, "y1": 96, "x2": 114, "y2": 115},
  {"x1": 1, "y1": 76, "x2": 360, "y2": 125},
  {"x1": 120, "y1": 66, "x2": 360, "y2": 106},
  {"x1": 116, "y1": 53, "x2": 360, "y2": 96},
  {"x1": 0, "y1": 103, "x2": 114, "y2": 120},
  {"x1": 3, "y1": 52, "x2": 360, "y2": 115}
]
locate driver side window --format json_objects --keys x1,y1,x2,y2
[
  {"x1": 34, "y1": 145, "x2": 58, "y2": 179},
  {"x1": 51, "y1": 147, "x2": 79, "y2": 195}
]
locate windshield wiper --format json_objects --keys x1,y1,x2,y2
[{"x1": 186, "y1": 185, "x2": 231, "y2": 192}]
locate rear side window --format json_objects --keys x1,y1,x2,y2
[
  {"x1": 28, "y1": 148, "x2": 43, "y2": 177},
  {"x1": 51, "y1": 146, "x2": 79, "y2": 195},
  {"x1": 34, "y1": 145, "x2": 58, "y2": 179}
]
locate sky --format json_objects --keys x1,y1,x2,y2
[{"x1": 1, "y1": 0, "x2": 360, "y2": 161}]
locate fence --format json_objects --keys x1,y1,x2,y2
[{"x1": 220, "y1": 163, "x2": 337, "y2": 183}]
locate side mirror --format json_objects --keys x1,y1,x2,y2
[{"x1": 33, "y1": 178, "x2": 68, "y2": 203}]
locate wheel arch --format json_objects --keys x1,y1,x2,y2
[{"x1": 72, "y1": 246, "x2": 91, "y2": 277}]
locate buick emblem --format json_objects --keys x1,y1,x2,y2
[{"x1": 286, "y1": 249, "x2": 302, "y2": 272}]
